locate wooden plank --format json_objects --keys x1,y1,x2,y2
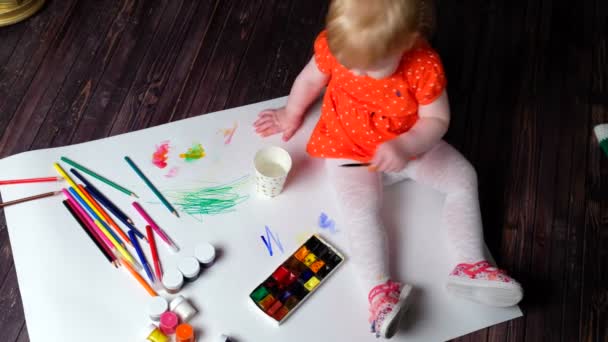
[
  {"x1": 0, "y1": 0, "x2": 119, "y2": 157},
  {"x1": 0, "y1": 265, "x2": 25, "y2": 342},
  {"x1": 0, "y1": 0, "x2": 79, "y2": 149},
  {"x1": 0, "y1": 20, "x2": 26, "y2": 69},
  {"x1": 15, "y1": 322, "x2": 28, "y2": 342},
  {"x1": 68, "y1": 0, "x2": 170, "y2": 144}
]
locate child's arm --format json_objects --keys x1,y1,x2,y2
[
  {"x1": 372, "y1": 91, "x2": 450, "y2": 172},
  {"x1": 254, "y1": 57, "x2": 329, "y2": 141}
]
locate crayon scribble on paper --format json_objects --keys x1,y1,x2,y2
[
  {"x1": 219, "y1": 121, "x2": 238, "y2": 145},
  {"x1": 318, "y1": 212, "x2": 338, "y2": 234},
  {"x1": 164, "y1": 167, "x2": 179, "y2": 178},
  {"x1": 152, "y1": 141, "x2": 170, "y2": 169},
  {"x1": 179, "y1": 143, "x2": 205, "y2": 162},
  {"x1": 261, "y1": 225, "x2": 284, "y2": 256},
  {"x1": 164, "y1": 176, "x2": 250, "y2": 221}
]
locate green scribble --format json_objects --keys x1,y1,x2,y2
[
  {"x1": 179, "y1": 143, "x2": 205, "y2": 162},
  {"x1": 165, "y1": 176, "x2": 250, "y2": 221}
]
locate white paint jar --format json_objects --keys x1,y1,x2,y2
[
  {"x1": 169, "y1": 295, "x2": 198, "y2": 322},
  {"x1": 148, "y1": 296, "x2": 168, "y2": 321},
  {"x1": 195, "y1": 242, "x2": 216, "y2": 265},
  {"x1": 162, "y1": 269, "x2": 184, "y2": 294},
  {"x1": 178, "y1": 256, "x2": 201, "y2": 281}
]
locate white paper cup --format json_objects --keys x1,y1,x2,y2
[{"x1": 254, "y1": 146, "x2": 292, "y2": 197}]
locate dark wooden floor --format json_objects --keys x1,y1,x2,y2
[{"x1": 0, "y1": 0, "x2": 606, "y2": 341}]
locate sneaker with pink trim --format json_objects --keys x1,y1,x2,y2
[
  {"x1": 446, "y1": 261, "x2": 523, "y2": 307},
  {"x1": 368, "y1": 280, "x2": 413, "y2": 339}
]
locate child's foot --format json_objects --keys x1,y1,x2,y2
[
  {"x1": 446, "y1": 261, "x2": 523, "y2": 307},
  {"x1": 368, "y1": 280, "x2": 413, "y2": 339}
]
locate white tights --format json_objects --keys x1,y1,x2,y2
[{"x1": 326, "y1": 140, "x2": 485, "y2": 292}]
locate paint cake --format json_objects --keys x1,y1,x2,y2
[{"x1": 249, "y1": 235, "x2": 344, "y2": 324}]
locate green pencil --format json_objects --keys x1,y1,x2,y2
[
  {"x1": 124, "y1": 156, "x2": 179, "y2": 218},
  {"x1": 61, "y1": 156, "x2": 139, "y2": 198}
]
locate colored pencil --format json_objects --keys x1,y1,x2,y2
[
  {"x1": 62, "y1": 200, "x2": 117, "y2": 267},
  {"x1": 119, "y1": 254, "x2": 158, "y2": 297},
  {"x1": 128, "y1": 230, "x2": 155, "y2": 284},
  {"x1": 66, "y1": 187, "x2": 140, "y2": 269},
  {"x1": 62, "y1": 189, "x2": 114, "y2": 250},
  {"x1": 132, "y1": 202, "x2": 180, "y2": 252},
  {"x1": 70, "y1": 168, "x2": 135, "y2": 225},
  {"x1": 60, "y1": 156, "x2": 139, "y2": 198},
  {"x1": 68, "y1": 187, "x2": 123, "y2": 246},
  {"x1": 0, "y1": 191, "x2": 61, "y2": 208},
  {"x1": 339, "y1": 163, "x2": 372, "y2": 167},
  {"x1": 146, "y1": 225, "x2": 163, "y2": 281},
  {"x1": 77, "y1": 184, "x2": 132, "y2": 246},
  {"x1": 0, "y1": 176, "x2": 62, "y2": 185},
  {"x1": 124, "y1": 156, "x2": 179, "y2": 218}
]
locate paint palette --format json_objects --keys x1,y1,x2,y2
[{"x1": 249, "y1": 235, "x2": 344, "y2": 324}]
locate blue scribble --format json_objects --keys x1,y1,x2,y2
[
  {"x1": 318, "y1": 212, "x2": 338, "y2": 234},
  {"x1": 261, "y1": 225, "x2": 284, "y2": 256}
]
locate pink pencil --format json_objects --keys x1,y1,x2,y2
[
  {"x1": 132, "y1": 202, "x2": 179, "y2": 252},
  {"x1": 62, "y1": 189, "x2": 114, "y2": 251}
]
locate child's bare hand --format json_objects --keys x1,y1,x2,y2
[
  {"x1": 371, "y1": 139, "x2": 411, "y2": 173},
  {"x1": 254, "y1": 107, "x2": 303, "y2": 141}
]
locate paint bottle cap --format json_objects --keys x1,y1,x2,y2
[
  {"x1": 159, "y1": 311, "x2": 179, "y2": 335},
  {"x1": 175, "y1": 323, "x2": 195, "y2": 342},
  {"x1": 162, "y1": 269, "x2": 184, "y2": 292},
  {"x1": 178, "y1": 257, "x2": 201, "y2": 279},
  {"x1": 148, "y1": 296, "x2": 168, "y2": 321},
  {"x1": 144, "y1": 324, "x2": 168, "y2": 342},
  {"x1": 195, "y1": 242, "x2": 216, "y2": 264},
  {"x1": 170, "y1": 295, "x2": 198, "y2": 322}
]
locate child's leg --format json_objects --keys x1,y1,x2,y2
[
  {"x1": 396, "y1": 140, "x2": 485, "y2": 263},
  {"x1": 325, "y1": 158, "x2": 389, "y2": 291}
]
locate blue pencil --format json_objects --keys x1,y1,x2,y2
[
  {"x1": 128, "y1": 230, "x2": 155, "y2": 284},
  {"x1": 83, "y1": 183, "x2": 147, "y2": 241},
  {"x1": 68, "y1": 187, "x2": 124, "y2": 246},
  {"x1": 124, "y1": 156, "x2": 179, "y2": 218}
]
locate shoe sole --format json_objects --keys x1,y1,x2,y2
[
  {"x1": 446, "y1": 275, "x2": 523, "y2": 307},
  {"x1": 379, "y1": 284, "x2": 413, "y2": 339}
]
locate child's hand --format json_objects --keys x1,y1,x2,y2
[
  {"x1": 371, "y1": 139, "x2": 411, "y2": 173},
  {"x1": 254, "y1": 107, "x2": 303, "y2": 141}
]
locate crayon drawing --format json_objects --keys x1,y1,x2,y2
[
  {"x1": 318, "y1": 212, "x2": 338, "y2": 234},
  {"x1": 164, "y1": 176, "x2": 250, "y2": 221},
  {"x1": 152, "y1": 141, "x2": 170, "y2": 169},
  {"x1": 164, "y1": 167, "x2": 179, "y2": 178},
  {"x1": 219, "y1": 121, "x2": 238, "y2": 145},
  {"x1": 261, "y1": 225, "x2": 284, "y2": 256},
  {"x1": 179, "y1": 143, "x2": 205, "y2": 162}
]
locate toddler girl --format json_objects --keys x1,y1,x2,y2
[{"x1": 254, "y1": 0, "x2": 523, "y2": 338}]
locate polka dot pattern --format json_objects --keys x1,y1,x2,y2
[{"x1": 307, "y1": 31, "x2": 447, "y2": 162}]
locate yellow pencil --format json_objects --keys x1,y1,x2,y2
[
  {"x1": 93, "y1": 220, "x2": 140, "y2": 270},
  {"x1": 78, "y1": 184, "x2": 132, "y2": 246}
]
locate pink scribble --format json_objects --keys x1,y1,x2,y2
[
  {"x1": 152, "y1": 141, "x2": 170, "y2": 169},
  {"x1": 219, "y1": 121, "x2": 238, "y2": 145},
  {"x1": 165, "y1": 167, "x2": 179, "y2": 178}
]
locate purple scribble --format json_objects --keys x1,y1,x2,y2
[
  {"x1": 261, "y1": 225, "x2": 284, "y2": 256},
  {"x1": 164, "y1": 167, "x2": 179, "y2": 178},
  {"x1": 318, "y1": 212, "x2": 338, "y2": 234}
]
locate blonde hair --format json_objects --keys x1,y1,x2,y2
[{"x1": 326, "y1": 0, "x2": 435, "y2": 68}]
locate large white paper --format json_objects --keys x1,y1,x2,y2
[{"x1": 0, "y1": 97, "x2": 521, "y2": 341}]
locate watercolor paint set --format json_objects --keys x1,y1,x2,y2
[{"x1": 250, "y1": 235, "x2": 344, "y2": 324}]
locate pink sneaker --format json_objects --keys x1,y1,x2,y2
[
  {"x1": 368, "y1": 280, "x2": 413, "y2": 339},
  {"x1": 446, "y1": 261, "x2": 523, "y2": 307}
]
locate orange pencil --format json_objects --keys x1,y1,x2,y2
[
  {"x1": 121, "y1": 256, "x2": 158, "y2": 296},
  {"x1": 78, "y1": 184, "x2": 132, "y2": 246}
]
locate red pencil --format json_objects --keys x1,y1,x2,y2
[
  {"x1": 146, "y1": 225, "x2": 163, "y2": 281},
  {"x1": 0, "y1": 176, "x2": 62, "y2": 185}
]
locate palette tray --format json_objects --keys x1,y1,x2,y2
[{"x1": 249, "y1": 235, "x2": 344, "y2": 324}]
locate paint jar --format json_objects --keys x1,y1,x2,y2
[
  {"x1": 148, "y1": 296, "x2": 169, "y2": 321},
  {"x1": 162, "y1": 269, "x2": 184, "y2": 294},
  {"x1": 159, "y1": 311, "x2": 179, "y2": 335},
  {"x1": 178, "y1": 256, "x2": 201, "y2": 281},
  {"x1": 175, "y1": 323, "x2": 195, "y2": 342},
  {"x1": 195, "y1": 242, "x2": 216, "y2": 265},
  {"x1": 170, "y1": 295, "x2": 198, "y2": 322},
  {"x1": 254, "y1": 146, "x2": 292, "y2": 197},
  {"x1": 144, "y1": 324, "x2": 169, "y2": 342}
]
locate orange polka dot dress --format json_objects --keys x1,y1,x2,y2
[{"x1": 306, "y1": 31, "x2": 447, "y2": 162}]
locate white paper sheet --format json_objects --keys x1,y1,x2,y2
[{"x1": 0, "y1": 97, "x2": 521, "y2": 342}]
